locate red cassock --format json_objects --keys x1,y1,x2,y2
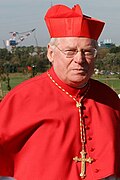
[{"x1": 0, "y1": 67, "x2": 120, "y2": 180}]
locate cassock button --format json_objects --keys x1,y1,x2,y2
[
  {"x1": 90, "y1": 148, "x2": 95, "y2": 152},
  {"x1": 88, "y1": 137, "x2": 92, "y2": 140},
  {"x1": 95, "y1": 169, "x2": 100, "y2": 173},
  {"x1": 85, "y1": 126, "x2": 90, "y2": 130}
]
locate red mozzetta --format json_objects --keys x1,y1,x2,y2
[{"x1": 0, "y1": 67, "x2": 120, "y2": 180}]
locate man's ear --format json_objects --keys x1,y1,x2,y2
[{"x1": 47, "y1": 44, "x2": 54, "y2": 63}]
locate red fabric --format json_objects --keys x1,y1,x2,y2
[
  {"x1": 44, "y1": 4, "x2": 105, "y2": 40},
  {"x1": 0, "y1": 67, "x2": 120, "y2": 180},
  {"x1": 27, "y1": 66, "x2": 32, "y2": 71},
  {"x1": 81, "y1": 15, "x2": 105, "y2": 40}
]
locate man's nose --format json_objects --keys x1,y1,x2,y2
[{"x1": 74, "y1": 51, "x2": 85, "y2": 64}]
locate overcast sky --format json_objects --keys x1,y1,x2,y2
[{"x1": 0, "y1": 0, "x2": 120, "y2": 48}]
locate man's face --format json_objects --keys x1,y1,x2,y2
[{"x1": 48, "y1": 37, "x2": 97, "y2": 88}]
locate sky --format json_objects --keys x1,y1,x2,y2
[{"x1": 0, "y1": 0, "x2": 120, "y2": 48}]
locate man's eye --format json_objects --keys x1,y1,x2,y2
[
  {"x1": 85, "y1": 51, "x2": 92, "y2": 54},
  {"x1": 65, "y1": 50, "x2": 77, "y2": 55},
  {"x1": 84, "y1": 50, "x2": 93, "y2": 54}
]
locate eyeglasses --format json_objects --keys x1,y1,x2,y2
[{"x1": 55, "y1": 45, "x2": 97, "y2": 59}]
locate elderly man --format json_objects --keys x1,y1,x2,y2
[{"x1": 0, "y1": 4, "x2": 120, "y2": 180}]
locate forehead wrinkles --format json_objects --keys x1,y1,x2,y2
[{"x1": 57, "y1": 38, "x2": 94, "y2": 49}]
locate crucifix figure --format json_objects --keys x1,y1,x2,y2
[{"x1": 73, "y1": 149, "x2": 93, "y2": 179}]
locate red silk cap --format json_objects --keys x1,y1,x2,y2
[{"x1": 44, "y1": 4, "x2": 105, "y2": 40}]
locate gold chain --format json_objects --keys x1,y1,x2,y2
[
  {"x1": 47, "y1": 71, "x2": 90, "y2": 147},
  {"x1": 47, "y1": 71, "x2": 93, "y2": 178}
]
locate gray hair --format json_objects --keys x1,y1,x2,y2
[
  {"x1": 49, "y1": 37, "x2": 98, "y2": 48},
  {"x1": 49, "y1": 38, "x2": 58, "y2": 46},
  {"x1": 91, "y1": 39, "x2": 98, "y2": 49}
]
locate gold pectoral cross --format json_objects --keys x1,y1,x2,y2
[{"x1": 73, "y1": 150, "x2": 93, "y2": 179}]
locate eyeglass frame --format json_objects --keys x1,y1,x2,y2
[{"x1": 54, "y1": 45, "x2": 97, "y2": 59}]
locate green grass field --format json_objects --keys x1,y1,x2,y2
[{"x1": 0, "y1": 73, "x2": 120, "y2": 99}]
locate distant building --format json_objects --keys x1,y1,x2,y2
[{"x1": 98, "y1": 39, "x2": 115, "y2": 48}]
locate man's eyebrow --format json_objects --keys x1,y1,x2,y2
[{"x1": 64, "y1": 46, "x2": 77, "y2": 50}]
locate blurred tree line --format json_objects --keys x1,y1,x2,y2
[
  {"x1": 0, "y1": 45, "x2": 120, "y2": 75},
  {"x1": 0, "y1": 46, "x2": 50, "y2": 75},
  {"x1": 96, "y1": 46, "x2": 120, "y2": 75}
]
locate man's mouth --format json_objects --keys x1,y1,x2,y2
[{"x1": 73, "y1": 68, "x2": 87, "y2": 72}]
